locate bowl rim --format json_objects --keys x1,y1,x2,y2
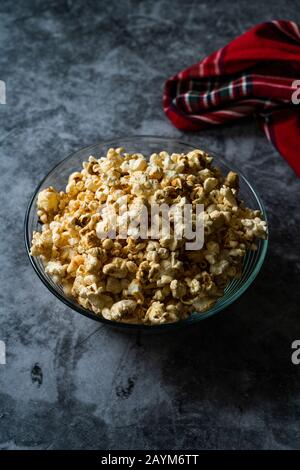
[{"x1": 24, "y1": 135, "x2": 268, "y2": 330}]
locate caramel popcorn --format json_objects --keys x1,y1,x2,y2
[{"x1": 30, "y1": 147, "x2": 267, "y2": 325}]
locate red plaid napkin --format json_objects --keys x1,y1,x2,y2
[{"x1": 163, "y1": 20, "x2": 300, "y2": 177}]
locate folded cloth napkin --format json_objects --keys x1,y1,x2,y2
[{"x1": 163, "y1": 20, "x2": 300, "y2": 176}]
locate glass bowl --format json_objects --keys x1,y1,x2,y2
[{"x1": 24, "y1": 136, "x2": 268, "y2": 330}]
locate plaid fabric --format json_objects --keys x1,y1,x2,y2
[{"x1": 163, "y1": 20, "x2": 300, "y2": 177}]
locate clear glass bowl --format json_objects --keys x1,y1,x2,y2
[{"x1": 24, "y1": 136, "x2": 268, "y2": 330}]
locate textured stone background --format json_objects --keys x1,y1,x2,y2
[{"x1": 0, "y1": 0, "x2": 300, "y2": 450}]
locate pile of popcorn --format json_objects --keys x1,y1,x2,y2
[{"x1": 31, "y1": 147, "x2": 267, "y2": 325}]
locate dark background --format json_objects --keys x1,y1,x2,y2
[{"x1": 0, "y1": 0, "x2": 300, "y2": 450}]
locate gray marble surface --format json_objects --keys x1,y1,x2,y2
[{"x1": 0, "y1": 0, "x2": 300, "y2": 450}]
